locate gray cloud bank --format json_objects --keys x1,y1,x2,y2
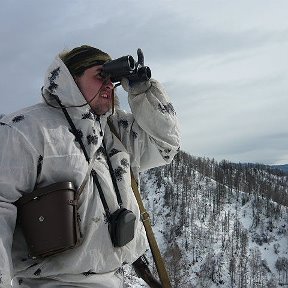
[{"x1": 0, "y1": 0, "x2": 287, "y2": 164}]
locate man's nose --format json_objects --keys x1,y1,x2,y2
[{"x1": 103, "y1": 77, "x2": 113, "y2": 89}]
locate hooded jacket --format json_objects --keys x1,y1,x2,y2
[{"x1": 0, "y1": 55, "x2": 180, "y2": 286}]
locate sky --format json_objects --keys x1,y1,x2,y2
[{"x1": 0, "y1": 0, "x2": 287, "y2": 165}]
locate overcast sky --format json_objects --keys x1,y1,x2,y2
[{"x1": 1, "y1": 0, "x2": 287, "y2": 165}]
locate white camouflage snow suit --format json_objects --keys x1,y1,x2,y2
[{"x1": 0, "y1": 55, "x2": 180, "y2": 287}]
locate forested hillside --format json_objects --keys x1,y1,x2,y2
[{"x1": 126, "y1": 151, "x2": 288, "y2": 287}]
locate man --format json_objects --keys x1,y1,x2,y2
[{"x1": 0, "y1": 45, "x2": 180, "y2": 287}]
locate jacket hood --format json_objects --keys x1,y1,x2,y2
[{"x1": 42, "y1": 55, "x2": 112, "y2": 119}]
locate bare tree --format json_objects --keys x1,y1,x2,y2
[{"x1": 275, "y1": 257, "x2": 288, "y2": 285}]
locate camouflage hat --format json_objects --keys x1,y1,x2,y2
[{"x1": 61, "y1": 45, "x2": 112, "y2": 76}]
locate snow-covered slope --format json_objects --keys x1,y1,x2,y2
[{"x1": 125, "y1": 151, "x2": 288, "y2": 287}]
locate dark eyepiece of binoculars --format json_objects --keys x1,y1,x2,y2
[{"x1": 101, "y1": 50, "x2": 151, "y2": 83}]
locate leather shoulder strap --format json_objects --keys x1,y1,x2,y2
[{"x1": 107, "y1": 117, "x2": 172, "y2": 288}]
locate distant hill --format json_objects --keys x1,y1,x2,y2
[
  {"x1": 238, "y1": 162, "x2": 288, "y2": 176},
  {"x1": 272, "y1": 164, "x2": 288, "y2": 173},
  {"x1": 126, "y1": 151, "x2": 288, "y2": 287}
]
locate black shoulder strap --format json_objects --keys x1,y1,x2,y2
[
  {"x1": 56, "y1": 100, "x2": 123, "y2": 218},
  {"x1": 55, "y1": 97, "x2": 90, "y2": 162}
]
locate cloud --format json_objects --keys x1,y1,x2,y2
[
  {"x1": 171, "y1": 72, "x2": 288, "y2": 164},
  {"x1": 0, "y1": 0, "x2": 288, "y2": 164}
]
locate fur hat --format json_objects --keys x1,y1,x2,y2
[{"x1": 61, "y1": 45, "x2": 111, "y2": 77}]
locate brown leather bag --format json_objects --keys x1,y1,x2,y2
[
  {"x1": 14, "y1": 149, "x2": 98, "y2": 259},
  {"x1": 15, "y1": 182, "x2": 81, "y2": 259}
]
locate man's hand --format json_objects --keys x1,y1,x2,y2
[{"x1": 121, "y1": 49, "x2": 152, "y2": 94}]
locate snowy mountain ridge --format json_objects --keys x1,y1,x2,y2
[
  {"x1": 125, "y1": 151, "x2": 288, "y2": 287},
  {"x1": 272, "y1": 164, "x2": 288, "y2": 173}
]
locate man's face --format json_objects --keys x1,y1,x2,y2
[{"x1": 75, "y1": 65, "x2": 114, "y2": 115}]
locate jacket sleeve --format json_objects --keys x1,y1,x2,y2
[
  {"x1": 111, "y1": 79, "x2": 180, "y2": 172},
  {"x1": 0, "y1": 123, "x2": 38, "y2": 286}
]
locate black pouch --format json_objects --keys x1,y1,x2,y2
[
  {"x1": 109, "y1": 208, "x2": 136, "y2": 247},
  {"x1": 14, "y1": 182, "x2": 81, "y2": 259}
]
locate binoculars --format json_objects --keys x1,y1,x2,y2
[{"x1": 101, "y1": 48, "x2": 151, "y2": 83}]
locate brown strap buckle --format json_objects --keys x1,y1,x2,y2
[{"x1": 141, "y1": 211, "x2": 150, "y2": 222}]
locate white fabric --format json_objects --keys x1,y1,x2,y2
[
  {"x1": 0, "y1": 55, "x2": 180, "y2": 287},
  {"x1": 12, "y1": 269, "x2": 123, "y2": 288}
]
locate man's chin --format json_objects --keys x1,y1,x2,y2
[{"x1": 91, "y1": 106, "x2": 112, "y2": 116}]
